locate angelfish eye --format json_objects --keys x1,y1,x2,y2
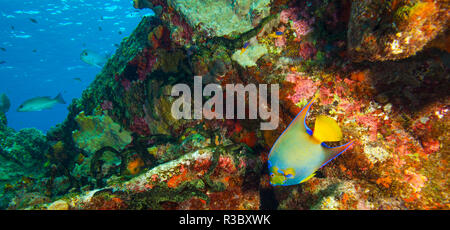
[{"x1": 270, "y1": 173, "x2": 274, "y2": 177}]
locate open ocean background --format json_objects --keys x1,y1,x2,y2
[{"x1": 0, "y1": 0, "x2": 153, "y2": 132}]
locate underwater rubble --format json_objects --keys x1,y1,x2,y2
[{"x1": 1, "y1": 0, "x2": 448, "y2": 210}]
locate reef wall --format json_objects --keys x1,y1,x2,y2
[
  {"x1": 0, "y1": 114, "x2": 51, "y2": 209},
  {"x1": 3, "y1": 0, "x2": 448, "y2": 210}
]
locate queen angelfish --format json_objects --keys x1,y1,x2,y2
[{"x1": 268, "y1": 94, "x2": 354, "y2": 186}]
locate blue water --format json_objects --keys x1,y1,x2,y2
[{"x1": 0, "y1": 0, "x2": 153, "y2": 132}]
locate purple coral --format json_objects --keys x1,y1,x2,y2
[
  {"x1": 101, "y1": 100, "x2": 113, "y2": 111},
  {"x1": 280, "y1": 7, "x2": 313, "y2": 39},
  {"x1": 298, "y1": 42, "x2": 317, "y2": 60},
  {"x1": 130, "y1": 116, "x2": 150, "y2": 136},
  {"x1": 280, "y1": 8, "x2": 299, "y2": 24},
  {"x1": 292, "y1": 20, "x2": 312, "y2": 37},
  {"x1": 121, "y1": 78, "x2": 131, "y2": 91},
  {"x1": 285, "y1": 73, "x2": 318, "y2": 104}
]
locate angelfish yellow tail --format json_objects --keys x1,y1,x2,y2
[{"x1": 312, "y1": 115, "x2": 343, "y2": 143}]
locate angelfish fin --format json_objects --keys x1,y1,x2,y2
[
  {"x1": 313, "y1": 115, "x2": 343, "y2": 143},
  {"x1": 320, "y1": 141, "x2": 354, "y2": 168},
  {"x1": 300, "y1": 172, "x2": 316, "y2": 183},
  {"x1": 289, "y1": 93, "x2": 319, "y2": 134}
]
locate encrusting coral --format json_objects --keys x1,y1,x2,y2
[{"x1": 72, "y1": 111, "x2": 132, "y2": 154}]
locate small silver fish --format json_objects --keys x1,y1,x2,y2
[
  {"x1": 0, "y1": 93, "x2": 11, "y2": 113},
  {"x1": 80, "y1": 49, "x2": 108, "y2": 68},
  {"x1": 17, "y1": 93, "x2": 66, "y2": 112}
]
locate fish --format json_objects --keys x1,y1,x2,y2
[
  {"x1": 0, "y1": 47, "x2": 6, "y2": 52},
  {"x1": 29, "y1": 18, "x2": 38, "y2": 23},
  {"x1": 0, "y1": 61, "x2": 6, "y2": 64},
  {"x1": 73, "y1": 77, "x2": 82, "y2": 82},
  {"x1": 268, "y1": 94, "x2": 354, "y2": 186},
  {"x1": 80, "y1": 49, "x2": 108, "y2": 68},
  {"x1": 240, "y1": 42, "x2": 250, "y2": 54},
  {"x1": 0, "y1": 93, "x2": 11, "y2": 113},
  {"x1": 268, "y1": 31, "x2": 283, "y2": 39},
  {"x1": 17, "y1": 93, "x2": 66, "y2": 112}
]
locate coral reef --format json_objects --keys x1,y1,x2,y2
[
  {"x1": 167, "y1": 0, "x2": 271, "y2": 38},
  {"x1": 232, "y1": 41, "x2": 268, "y2": 67},
  {"x1": 3, "y1": 0, "x2": 448, "y2": 210},
  {"x1": 52, "y1": 145, "x2": 262, "y2": 210},
  {"x1": 137, "y1": 0, "x2": 272, "y2": 43},
  {"x1": 0, "y1": 114, "x2": 51, "y2": 209},
  {"x1": 348, "y1": 0, "x2": 449, "y2": 62},
  {"x1": 72, "y1": 111, "x2": 132, "y2": 154}
]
